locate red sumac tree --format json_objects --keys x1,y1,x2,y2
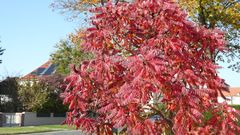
[{"x1": 62, "y1": 0, "x2": 240, "y2": 134}]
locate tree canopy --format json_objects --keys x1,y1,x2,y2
[
  {"x1": 18, "y1": 80, "x2": 49, "y2": 112},
  {"x1": 52, "y1": 0, "x2": 240, "y2": 72},
  {"x1": 177, "y1": 0, "x2": 239, "y2": 29},
  {"x1": 0, "y1": 77, "x2": 21, "y2": 112},
  {"x1": 0, "y1": 40, "x2": 5, "y2": 64},
  {"x1": 0, "y1": 47, "x2": 4, "y2": 64},
  {"x1": 18, "y1": 74, "x2": 67, "y2": 112},
  {"x1": 62, "y1": 0, "x2": 240, "y2": 134},
  {"x1": 50, "y1": 39, "x2": 92, "y2": 75}
]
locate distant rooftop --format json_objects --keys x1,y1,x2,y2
[
  {"x1": 222, "y1": 87, "x2": 240, "y2": 97},
  {"x1": 22, "y1": 61, "x2": 57, "y2": 80}
]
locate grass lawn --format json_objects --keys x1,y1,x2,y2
[{"x1": 0, "y1": 125, "x2": 75, "y2": 135}]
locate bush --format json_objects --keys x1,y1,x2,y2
[{"x1": 18, "y1": 74, "x2": 68, "y2": 113}]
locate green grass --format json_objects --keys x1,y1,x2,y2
[
  {"x1": 230, "y1": 105, "x2": 240, "y2": 110},
  {"x1": 0, "y1": 125, "x2": 75, "y2": 135}
]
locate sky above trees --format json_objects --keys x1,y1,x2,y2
[
  {"x1": 0, "y1": 0, "x2": 78, "y2": 77},
  {"x1": 0, "y1": 0, "x2": 239, "y2": 87}
]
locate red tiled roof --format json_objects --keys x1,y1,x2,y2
[
  {"x1": 221, "y1": 87, "x2": 240, "y2": 97},
  {"x1": 21, "y1": 60, "x2": 57, "y2": 80}
]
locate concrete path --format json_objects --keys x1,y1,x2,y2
[{"x1": 20, "y1": 130, "x2": 85, "y2": 135}]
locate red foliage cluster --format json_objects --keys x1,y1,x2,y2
[{"x1": 62, "y1": 0, "x2": 240, "y2": 134}]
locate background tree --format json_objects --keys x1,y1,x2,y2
[
  {"x1": 51, "y1": 0, "x2": 125, "y2": 19},
  {"x1": 0, "y1": 47, "x2": 4, "y2": 64},
  {"x1": 50, "y1": 39, "x2": 92, "y2": 75},
  {"x1": 18, "y1": 74, "x2": 67, "y2": 112},
  {"x1": 18, "y1": 79, "x2": 49, "y2": 112},
  {"x1": 39, "y1": 73, "x2": 68, "y2": 113},
  {"x1": 0, "y1": 40, "x2": 5, "y2": 64},
  {"x1": 0, "y1": 77, "x2": 22, "y2": 112},
  {"x1": 177, "y1": 0, "x2": 240, "y2": 71},
  {"x1": 62, "y1": 0, "x2": 240, "y2": 134}
]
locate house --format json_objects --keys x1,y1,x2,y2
[
  {"x1": 218, "y1": 87, "x2": 240, "y2": 105},
  {"x1": 0, "y1": 61, "x2": 66, "y2": 127}
]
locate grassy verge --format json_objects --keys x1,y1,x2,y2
[
  {"x1": 0, "y1": 125, "x2": 75, "y2": 135},
  {"x1": 230, "y1": 105, "x2": 240, "y2": 110}
]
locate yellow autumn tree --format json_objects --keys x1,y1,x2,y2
[
  {"x1": 69, "y1": 29, "x2": 85, "y2": 45},
  {"x1": 177, "y1": 0, "x2": 239, "y2": 29}
]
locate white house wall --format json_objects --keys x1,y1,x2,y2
[
  {"x1": 232, "y1": 97, "x2": 240, "y2": 104},
  {"x1": 23, "y1": 112, "x2": 65, "y2": 126},
  {"x1": 218, "y1": 96, "x2": 240, "y2": 105}
]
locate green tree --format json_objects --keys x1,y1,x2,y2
[
  {"x1": 18, "y1": 79, "x2": 49, "y2": 112},
  {"x1": 39, "y1": 73, "x2": 68, "y2": 113},
  {"x1": 0, "y1": 40, "x2": 5, "y2": 63},
  {"x1": 18, "y1": 74, "x2": 67, "y2": 112},
  {"x1": 0, "y1": 77, "x2": 22, "y2": 112},
  {"x1": 50, "y1": 39, "x2": 92, "y2": 75},
  {"x1": 0, "y1": 47, "x2": 4, "y2": 64}
]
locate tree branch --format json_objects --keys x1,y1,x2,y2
[
  {"x1": 198, "y1": 0, "x2": 207, "y2": 27},
  {"x1": 115, "y1": 0, "x2": 119, "y2": 5},
  {"x1": 101, "y1": 0, "x2": 104, "y2": 6}
]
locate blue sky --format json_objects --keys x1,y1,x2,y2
[
  {"x1": 0, "y1": 0, "x2": 239, "y2": 86},
  {"x1": 0, "y1": 0, "x2": 78, "y2": 77}
]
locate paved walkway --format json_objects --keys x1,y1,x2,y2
[{"x1": 20, "y1": 130, "x2": 85, "y2": 135}]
